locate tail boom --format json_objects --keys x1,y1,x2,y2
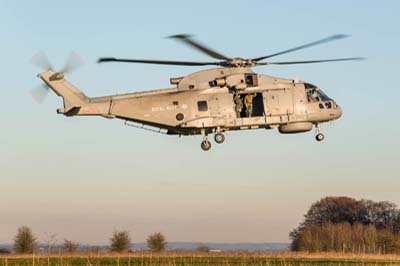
[{"x1": 38, "y1": 70, "x2": 112, "y2": 118}]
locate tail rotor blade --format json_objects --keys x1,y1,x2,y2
[
  {"x1": 30, "y1": 84, "x2": 50, "y2": 104},
  {"x1": 61, "y1": 51, "x2": 84, "y2": 73},
  {"x1": 31, "y1": 51, "x2": 53, "y2": 71}
]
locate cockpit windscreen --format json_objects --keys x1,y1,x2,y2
[{"x1": 305, "y1": 83, "x2": 331, "y2": 102}]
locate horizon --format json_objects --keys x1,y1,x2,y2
[{"x1": 0, "y1": 241, "x2": 290, "y2": 253}]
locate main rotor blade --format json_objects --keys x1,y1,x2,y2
[
  {"x1": 254, "y1": 34, "x2": 350, "y2": 62},
  {"x1": 256, "y1": 57, "x2": 365, "y2": 66},
  {"x1": 97, "y1": 57, "x2": 221, "y2": 66},
  {"x1": 168, "y1": 34, "x2": 230, "y2": 61}
]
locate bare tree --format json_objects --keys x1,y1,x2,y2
[
  {"x1": 90, "y1": 246, "x2": 103, "y2": 253},
  {"x1": 196, "y1": 244, "x2": 210, "y2": 253},
  {"x1": 352, "y1": 223, "x2": 364, "y2": 253},
  {"x1": 303, "y1": 197, "x2": 363, "y2": 226},
  {"x1": 110, "y1": 230, "x2": 131, "y2": 253},
  {"x1": 363, "y1": 224, "x2": 377, "y2": 253},
  {"x1": 14, "y1": 226, "x2": 38, "y2": 254},
  {"x1": 63, "y1": 239, "x2": 79, "y2": 253},
  {"x1": 290, "y1": 196, "x2": 400, "y2": 253},
  {"x1": 44, "y1": 233, "x2": 57, "y2": 254},
  {"x1": 146, "y1": 232, "x2": 166, "y2": 252}
]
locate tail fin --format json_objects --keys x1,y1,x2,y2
[{"x1": 38, "y1": 70, "x2": 89, "y2": 114}]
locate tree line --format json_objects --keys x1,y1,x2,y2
[
  {"x1": 8, "y1": 226, "x2": 167, "y2": 254},
  {"x1": 290, "y1": 196, "x2": 400, "y2": 253}
]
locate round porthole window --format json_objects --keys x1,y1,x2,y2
[{"x1": 176, "y1": 113, "x2": 184, "y2": 121}]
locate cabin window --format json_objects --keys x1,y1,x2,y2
[
  {"x1": 172, "y1": 101, "x2": 179, "y2": 106},
  {"x1": 245, "y1": 74, "x2": 258, "y2": 87},
  {"x1": 197, "y1": 101, "x2": 208, "y2": 111},
  {"x1": 176, "y1": 113, "x2": 184, "y2": 121},
  {"x1": 319, "y1": 103, "x2": 324, "y2": 109}
]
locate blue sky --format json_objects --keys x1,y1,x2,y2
[{"x1": 1, "y1": 0, "x2": 399, "y2": 244}]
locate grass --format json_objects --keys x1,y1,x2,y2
[{"x1": 1, "y1": 252, "x2": 400, "y2": 266}]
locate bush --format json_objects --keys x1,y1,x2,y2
[
  {"x1": 63, "y1": 239, "x2": 79, "y2": 253},
  {"x1": 196, "y1": 244, "x2": 210, "y2": 253},
  {"x1": 13, "y1": 226, "x2": 38, "y2": 254},
  {"x1": 109, "y1": 230, "x2": 131, "y2": 253},
  {"x1": 146, "y1": 232, "x2": 166, "y2": 252},
  {"x1": 0, "y1": 248, "x2": 11, "y2": 254}
]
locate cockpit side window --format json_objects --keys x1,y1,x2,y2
[
  {"x1": 305, "y1": 83, "x2": 317, "y2": 103},
  {"x1": 306, "y1": 88, "x2": 319, "y2": 102},
  {"x1": 307, "y1": 91, "x2": 317, "y2": 102}
]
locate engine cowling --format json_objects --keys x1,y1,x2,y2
[{"x1": 279, "y1": 122, "x2": 313, "y2": 134}]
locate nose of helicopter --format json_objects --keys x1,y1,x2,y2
[{"x1": 335, "y1": 104, "x2": 343, "y2": 119}]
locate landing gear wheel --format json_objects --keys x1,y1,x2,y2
[
  {"x1": 316, "y1": 133, "x2": 325, "y2": 142},
  {"x1": 214, "y1": 133, "x2": 225, "y2": 144},
  {"x1": 201, "y1": 140, "x2": 212, "y2": 151}
]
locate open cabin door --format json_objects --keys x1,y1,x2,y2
[{"x1": 263, "y1": 89, "x2": 294, "y2": 116}]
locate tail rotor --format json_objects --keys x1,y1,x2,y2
[{"x1": 30, "y1": 51, "x2": 84, "y2": 103}]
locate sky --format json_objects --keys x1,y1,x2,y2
[{"x1": 1, "y1": 0, "x2": 399, "y2": 245}]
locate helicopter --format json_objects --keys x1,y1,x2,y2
[{"x1": 34, "y1": 34, "x2": 363, "y2": 151}]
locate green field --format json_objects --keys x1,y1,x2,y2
[{"x1": 2, "y1": 254, "x2": 400, "y2": 266}]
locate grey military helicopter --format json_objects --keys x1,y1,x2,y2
[{"x1": 34, "y1": 34, "x2": 363, "y2": 151}]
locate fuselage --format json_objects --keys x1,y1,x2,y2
[
  {"x1": 92, "y1": 67, "x2": 342, "y2": 135},
  {"x1": 39, "y1": 67, "x2": 342, "y2": 136}
]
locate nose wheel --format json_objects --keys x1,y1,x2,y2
[
  {"x1": 315, "y1": 133, "x2": 325, "y2": 142},
  {"x1": 315, "y1": 123, "x2": 325, "y2": 142}
]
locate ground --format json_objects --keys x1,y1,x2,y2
[{"x1": 1, "y1": 252, "x2": 400, "y2": 266}]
